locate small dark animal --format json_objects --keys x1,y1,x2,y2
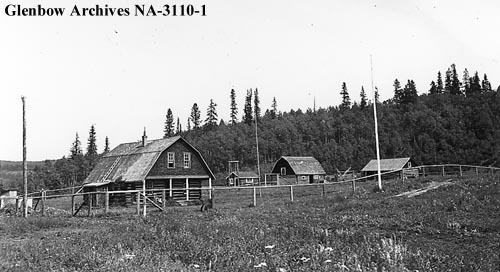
[{"x1": 200, "y1": 198, "x2": 213, "y2": 212}]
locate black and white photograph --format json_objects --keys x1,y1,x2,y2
[{"x1": 1, "y1": 0, "x2": 499, "y2": 270}]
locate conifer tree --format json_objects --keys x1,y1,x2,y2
[
  {"x1": 401, "y1": 80, "x2": 418, "y2": 104},
  {"x1": 450, "y1": 64, "x2": 462, "y2": 95},
  {"x1": 86, "y1": 125, "x2": 97, "y2": 156},
  {"x1": 70, "y1": 133, "x2": 82, "y2": 158},
  {"x1": 186, "y1": 118, "x2": 191, "y2": 131},
  {"x1": 190, "y1": 103, "x2": 201, "y2": 128},
  {"x1": 243, "y1": 89, "x2": 253, "y2": 124},
  {"x1": 270, "y1": 97, "x2": 278, "y2": 119},
  {"x1": 360, "y1": 86, "x2": 367, "y2": 108},
  {"x1": 393, "y1": 79, "x2": 403, "y2": 103},
  {"x1": 340, "y1": 82, "x2": 351, "y2": 108},
  {"x1": 482, "y1": 74, "x2": 492, "y2": 92},
  {"x1": 104, "y1": 136, "x2": 110, "y2": 153},
  {"x1": 205, "y1": 99, "x2": 218, "y2": 127},
  {"x1": 164, "y1": 108, "x2": 175, "y2": 138},
  {"x1": 436, "y1": 71, "x2": 444, "y2": 94},
  {"x1": 176, "y1": 117, "x2": 182, "y2": 134},
  {"x1": 469, "y1": 71, "x2": 482, "y2": 95},
  {"x1": 229, "y1": 89, "x2": 238, "y2": 125},
  {"x1": 254, "y1": 88, "x2": 261, "y2": 122},
  {"x1": 462, "y1": 68, "x2": 470, "y2": 95},
  {"x1": 429, "y1": 81, "x2": 437, "y2": 95}
]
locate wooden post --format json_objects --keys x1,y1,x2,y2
[
  {"x1": 422, "y1": 166, "x2": 426, "y2": 177},
  {"x1": 41, "y1": 190, "x2": 46, "y2": 217},
  {"x1": 459, "y1": 165, "x2": 463, "y2": 177},
  {"x1": 322, "y1": 183, "x2": 326, "y2": 197},
  {"x1": 290, "y1": 186, "x2": 294, "y2": 202},
  {"x1": 71, "y1": 194, "x2": 75, "y2": 216},
  {"x1": 208, "y1": 178, "x2": 212, "y2": 199},
  {"x1": 442, "y1": 165, "x2": 445, "y2": 176},
  {"x1": 104, "y1": 192, "x2": 109, "y2": 213},
  {"x1": 15, "y1": 198, "x2": 19, "y2": 213},
  {"x1": 21, "y1": 96, "x2": 28, "y2": 218},
  {"x1": 253, "y1": 187, "x2": 257, "y2": 207},
  {"x1": 136, "y1": 192, "x2": 141, "y2": 215},
  {"x1": 142, "y1": 180, "x2": 146, "y2": 217},
  {"x1": 490, "y1": 167, "x2": 493, "y2": 176},
  {"x1": 185, "y1": 178, "x2": 189, "y2": 201},
  {"x1": 352, "y1": 179, "x2": 356, "y2": 194},
  {"x1": 87, "y1": 193, "x2": 92, "y2": 217},
  {"x1": 162, "y1": 189, "x2": 166, "y2": 212},
  {"x1": 475, "y1": 167, "x2": 478, "y2": 176},
  {"x1": 169, "y1": 178, "x2": 173, "y2": 197}
]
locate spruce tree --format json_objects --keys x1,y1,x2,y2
[
  {"x1": 462, "y1": 68, "x2": 470, "y2": 95},
  {"x1": 104, "y1": 136, "x2": 110, "y2": 153},
  {"x1": 176, "y1": 117, "x2": 182, "y2": 135},
  {"x1": 243, "y1": 89, "x2": 253, "y2": 124},
  {"x1": 436, "y1": 71, "x2": 444, "y2": 94},
  {"x1": 429, "y1": 81, "x2": 437, "y2": 95},
  {"x1": 360, "y1": 86, "x2": 367, "y2": 108},
  {"x1": 469, "y1": 71, "x2": 482, "y2": 95},
  {"x1": 393, "y1": 79, "x2": 403, "y2": 103},
  {"x1": 186, "y1": 118, "x2": 191, "y2": 131},
  {"x1": 340, "y1": 82, "x2": 351, "y2": 109},
  {"x1": 482, "y1": 74, "x2": 492, "y2": 92},
  {"x1": 190, "y1": 103, "x2": 201, "y2": 128},
  {"x1": 401, "y1": 80, "x2": 418, "y2": 104},
  {"x1": 450, "y1": 64, "x2": 462, "y2": 95},
  {"x1": 445, "y1": 68, "x2": 452, "y2": 94},
  {"x1": 205, "y1": 99, "x2": 218, "y2": 127},
  {"x1": 254, "y1": 88, "x2": 261, "y2": 122},
  {"x1": 164, "y1": 108, "x2": 174, "y2": 138},
  {"x1": 270, "y1": 97, "x2": 278, "y2": 119},
  {"x1": 229, "y1": 89, "x2": 238, "y2": 125},
  {"x1": 86, "y1": 125, "x2": 97, "y2": 156},
  {"x1": 70, "y1": 133, "x2": 82, "y2": 158}
]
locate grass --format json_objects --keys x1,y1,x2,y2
[{"x1": 1, "y1": 176, "x2": 499, "y2": 271}]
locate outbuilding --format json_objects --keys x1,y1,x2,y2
[
  {"x1": 361, "y1": 157, "x2": 415, "y2": 179},
  {"x1": 269, "y1": 156, "x2": 326, "y2": 185},
  {"x1": 226, "y1": 171, "x2": 259, "y2": 186}
]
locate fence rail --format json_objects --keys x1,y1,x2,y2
[{"x1": 2, "y1": 164, "x2": 499, "y2": 217}]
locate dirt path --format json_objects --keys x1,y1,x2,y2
[{"x1": 394, "y1": 179, "x2": 454, "y2": 198}]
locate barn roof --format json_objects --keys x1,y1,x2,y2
[
  {"x1": 83, "y1": 136, "x2": 214, "y2": 184},
  {"x1": 361, "y1": 157, "x2": 411, "y2": 172},
  {"x1": 273, "y1": 156, "x2": 326, "y2": 175},
  {"x1": 226, "y1": 171, "x2": 259, "y2": 179}
]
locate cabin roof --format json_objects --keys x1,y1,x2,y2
[
  {"x1": 273, "y1": 156, "x2": 326, "y2": 175},
  {"x1": 361, "y1": 157, "x2": 411, "y2": 172},
  {"x1": 226, "y1": 171, "x2": 259, "y2": 179},
  {"x1": 83, "y1": 136, "x2": 214, "y2": 184}
]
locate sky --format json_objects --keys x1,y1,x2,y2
[{"x1": 0, "y1": 0, "x2": 499, "y2": 161}]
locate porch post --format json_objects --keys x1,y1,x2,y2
[
  {"x1": 142, "y1": 180, "x2": 146, "y2": 217},
  {"x1": 208, "y1": 178, "x2": 212, "y2": 199},
  {"x1": 169, "y1": 178, "x2": 173, "y2": 197},
  {"x1": 185, "y1": 178, "x2": 189, "y2": 201}
]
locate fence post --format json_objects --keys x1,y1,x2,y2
[
  {"x1": 15, "y1": 198, "x2": 19, "y2": 213},
  {"x1": 322, "y1": 183, "x2": 326, "y2": 197},
  {"x1": 475, "y1": 167, "x2": 479, "y2": 176},
  {"x1": 41, "y1": 190, "x2": 46, "y2": 217},
  {"x1": 422, "y1": 166, "x2": 426, "y2": 177},
  {"x1": 459, "y1": 165, "x2": 463, "y2": 177},
  {"x1": 442, "y1": 165, "x2": 445, "y2": 176},
  {"x1": 71, "y1": 194, "x2": 75, "y2": 216},
  {"x1": 253, "y1": 187, "x2": 257, "y2": 207},
  {"x1": 490, "y1": 167, "x2": 493, "y2": 176},
  {"x1": 162, "y1": 189, "x2": 166, "y2": 212},
  {"x1": 290, "y1": 186, "x2": 294, "y2": 202},
  {"x1": 352, "y1": 179, "x2": 356, "y2": 194},
  {"x1": 136, "y1": 192, "x2": 141, "y2": 216},
  {"x1": 104, "y1": 192, "x2": 109, "y2": 213}
]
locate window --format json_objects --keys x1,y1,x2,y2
[
  {"x1": 280, "y1": 167, "x2": 286, "y2": 176},
  {"x1": 167, "y1": 152, "x2": 175, "y2": 168},
  {"x1": 184, "y1": 152, "x2": 191, "y2": 168}
]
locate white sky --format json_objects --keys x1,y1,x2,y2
[{"x1": 1, "y1": 0, "x2": 499, "y2": 161}]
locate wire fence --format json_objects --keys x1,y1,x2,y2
[{"x1": 2, "y1": 164, "x2": 499, "y2": 217}]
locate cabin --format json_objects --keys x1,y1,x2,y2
[
  {"x1": 269, "y1": 156, "x2": 326, "y2": 185},
  {"x1": 361, "y1": 157, "x2": 415, "y2": 179},
  {"x1": 226, "y1": 171, "x2": 259, "y2": 186},
  {"x1": 82, "y1": 132, "x2": 215, "y2": 206}
]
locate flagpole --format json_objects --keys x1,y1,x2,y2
[{"x1": 370, "y1": 56, "x2": 383, "y2": 190}]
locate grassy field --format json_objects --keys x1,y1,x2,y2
[{"x1": 1, "y1": 176, "x2": 499, "y2": 271}]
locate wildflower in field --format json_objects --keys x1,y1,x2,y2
[
  {"x1": 254, "y1": 262, "x2": 267, "y2": 268},
  {"x1": 264, "y1": 244, "x2": 275, "y2": 249}
]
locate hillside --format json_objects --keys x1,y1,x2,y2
[{"x1": 0, "y1": 160, "x2": 46, "y2": 190}]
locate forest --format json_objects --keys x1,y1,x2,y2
[{"x1": 2, "y1": 64, "x2": 499, "y2": 191}]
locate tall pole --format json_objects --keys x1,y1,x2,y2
[
  {"x1": 254, "y1": 108, "x2": 261, "y2": 185},
  {"x1": 370, "y1": 56, "x2": 383, "y2": 191},
  {"x1": 22, "y1": 96, "x2": 28, "y2": 217}
]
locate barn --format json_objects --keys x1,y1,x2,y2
[
  {"x1": 226, "y1": 171, "x2": 259, "y2": 186},
  {"x1": 361, "y1": 157, "x2": 414, "y2": 179},
  {"x1": 82, "y1": 132, "x2": 215, "y2": 206},
  {"x1": 269, "y1": 156, "x2": 326, "y2": 185}
]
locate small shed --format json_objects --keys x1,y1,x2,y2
[
  {"x1": 226, "y1": 171, "x2": 259, "y2": 186},
  {"x1": 361, "y1": 157, "x2": 413, "y2": 178},
  {"x1": 0, "y1": 189, "x2": 17, "y2": 209},
  {"x1": 82, "y1": 132, "x2": 215, "y2": 206},
  {"x1": 269, "y1": 156, "x2": 326, "y2": 185}
]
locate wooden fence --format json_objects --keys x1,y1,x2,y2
[{"x1": 3, "y1": 164, "x2": 499, "y2": 217}]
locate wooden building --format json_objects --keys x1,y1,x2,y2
[
  {"x1": 226, "y1": 171, "x2": 259, "y2": 186},
  {"x1": 82, "y1": 132, "x2": 215, "y2": 205},
  {"x1": 361, "y1": 157, "x2": 415, "y2": 179},
  {"x1": 269, "y1": 156, "x2": 326, "y2": 185}
]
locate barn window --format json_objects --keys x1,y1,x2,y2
[
  {"x1": 302, "y1": 176, "x2": 306, "y2": 180},
  {"x1": 167, "y1": 152, "x2": 175, "y2": 168},
  {"x1": 184, "y1": 152, "x2": 191, "y2": 168},
  {"x1": 280, "y1": 167, "x2": 286, "y2": 176}
]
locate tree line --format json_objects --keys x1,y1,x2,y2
[{"x1": 24, "y1": 64, "x2": 500, "y2": 190}]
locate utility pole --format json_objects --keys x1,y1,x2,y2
[
  {"x1": 22, "y1": 96, "x2": 28, "y2": 217},
  {"x1": 370, "y1": 56, "x2": 383, "y2": 191},
  {"x1": 254, "y1": 110, "x2": 261, "y2": 185}
]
